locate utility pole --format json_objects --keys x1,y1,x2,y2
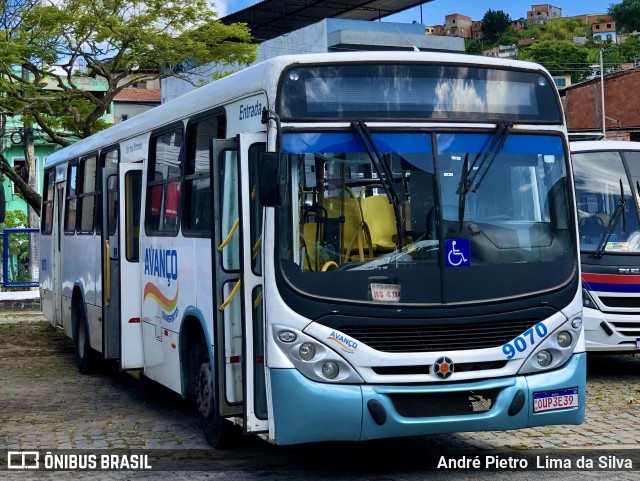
[
  {"x1": 599, "y1": 48, "x2": 606, "y2": 138},
  {"x1": 22, "y1": 65, "x2": 39, "y2": 285}
]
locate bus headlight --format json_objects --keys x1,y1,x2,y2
[
  {"x1": 299, "y1": 343, "x2": 316, "y2": 361},
  {"x1": 556, "y1": 331, "x2": 572, "y2": 348},
  {"x1": 272, "y1": 325, "x2": 363, "y2": 384},
  {"x1": 322, "y1": 361, "x2": 340, "y2": 379},
  {"x1": 536, "y1": 350, "x2": 552, "y2": 367},
  {"x1": 518, "y1": 316, "x2": 582, "y2": 375}
]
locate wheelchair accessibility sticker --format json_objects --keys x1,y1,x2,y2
[{"x1": 445, "y1": 239, "x2": 470, "y2": 267}]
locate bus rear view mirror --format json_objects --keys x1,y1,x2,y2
[{"x1": 259, "y1": 152, "x2": 289, "y2": 207}]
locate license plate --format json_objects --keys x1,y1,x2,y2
[
  {"x1": 533, "y1": 388, "x2": 579, "y2": 412},
  {"x1": 370, "y1": 283, "x2": 401, "y2": 302}
]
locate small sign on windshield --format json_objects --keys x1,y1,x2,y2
[{"x1": 445, "y1": 239, "x2": 471, "y2": 267}]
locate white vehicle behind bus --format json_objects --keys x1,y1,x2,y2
[{"x1": 572, "y1": 140, "x2": 640, "y2": 352}]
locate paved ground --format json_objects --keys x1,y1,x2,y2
[{"x1": 1, "y1": 314, "x2": 640, "y2": 480}]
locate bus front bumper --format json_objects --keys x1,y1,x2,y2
[{"x1": 269, "y1": 353, "x2": 585, "y2": 445}]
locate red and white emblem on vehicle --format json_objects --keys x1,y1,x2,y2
[{"x1": 433, "y1": 357, "x2": 454, "y2": 379}]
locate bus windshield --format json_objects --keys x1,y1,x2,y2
[
  {"x1": 573, "y1": 150, "x2": 640, "y2": 254},
  {"x1": 277, "y1": 131, "x2": 574, "y2": 305}
]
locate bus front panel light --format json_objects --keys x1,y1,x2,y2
[
  {"x1": 557, "y1": 331, "x2": 572, "y2": 348},
  {"x1": 536, "y1": 350, "x2": 552, "y2": 367},
  {"x1": 299, "y1": 342, "x2": 316, "y2": 361},
  {"x1": 278, "y1": 330, "x2": 297, "y2": 343},
  {"x1": 582, "y1": 289, "x2": 598, "y2": 309},
  {"x1": 571, "y1": 317, "x2": 583, "y2": 329},
  {"x1": 322, "y1": 361, "x2": 339, "y2": 379}
]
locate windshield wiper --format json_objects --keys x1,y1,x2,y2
[
  {"x1": 457, "y1": 153, "x2": 469, "y2": 232},
  {"x1": 455, "y1": 124, "x2": 511, "y2": 231},
  {"x1": 594, "y1": 178, "x2": 627, "y2": 259},
  {"x1": 463, "y1": 123, "x2": 512, "y2": 194},
  {"x1": 352, "y1": 121, "x2": 404, "y2": 249}
]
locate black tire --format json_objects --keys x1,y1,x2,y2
[
  {"x1": 75, "y1": 304, "x2": 97, "y2": 374},
  {"x1": 193, "y1": 341, "x2": 236, "y2": 448}
]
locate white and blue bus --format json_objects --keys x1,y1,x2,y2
[
  {"x1": 572, "y1": 140, "x2": 640, "y2": 352},
  {"x1": 40, "y1": 52, "x2": 585, "y2": 447}
]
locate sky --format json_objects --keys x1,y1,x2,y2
[{"x1": 217, "y1": 0, "x2": 618, "y2": 24}]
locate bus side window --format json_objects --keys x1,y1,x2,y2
[
  {"x1": 145, "y1": 126, "x2": 183, "y2": 236},
  {"x1": 220, "y1": 149, "x2": 239, "y2": 271},
  {"x1": 64, "y1": 161, "x2": 78, "y2": 234},
  {"x1": 41, "y1": 169, "x2": 55, "y2": 235},
  {"x1": 184, "y1": 114, "x2": 225, "y2": 235},
  {"x1": 78, "y1": 155, "x2": 98, "y2": 234}
]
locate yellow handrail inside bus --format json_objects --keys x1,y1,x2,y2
[
  {"x1": 105, "y1": 241, "x2": 111, "y2": 306},
  {"x1": 219, "y1": 279, "x2": 241, "y2": 311},
  {"x1": 218, "y1": 218, "x2": 239, "y2": 252},
  {"x1": 252, "y1": 235, "x2": 262, "y2": 260},
  {"x1": 253, "y1": 290, "x2": 263, "y2": 310}
]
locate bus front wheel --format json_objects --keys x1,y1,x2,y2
[
  {"x1": 194, "y1": 343, "x2": 235, "y2": 448},
  {"x1": 75, "y1": 305, "x2": 97, "y2": 374}
]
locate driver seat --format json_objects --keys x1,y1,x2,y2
[{"x1": 580, "y1": 215, "x2": 605, "y2": 239}]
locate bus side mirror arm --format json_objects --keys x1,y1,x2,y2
[
  {"x1": 259, "y1": 152, "x2": 289, "y2": 207},
  {"x1": 259, "y1": 108, "x2": 289, "y2": 207}
]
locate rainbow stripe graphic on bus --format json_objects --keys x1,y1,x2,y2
[
  {"x1": 582, "y1": 273, "x2": 640, "y2": 293},
  {"x1": 326, "y1": 331, "x2": 358, "y2": 353},
  {"x1": 143, "y1": 282, "x2": 180, "y2": 322}
]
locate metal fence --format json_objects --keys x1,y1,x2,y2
[{"x1": 0, "y1": 228, "x2": 39, "y2": 288}]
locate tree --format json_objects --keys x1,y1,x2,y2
[
  {"x1": 0, "y1": 0, "x2": 257, "y2": 213},
  {"x1": 465, "y1": 39, "x2": 484, "y2": 55},
  {"x1": 618, "y1": 35, "x2": 640, "y2": 62},
  {"x1": 499, "y1": 26, "x2": 519, "y2": 47},
  {"x1": 481, "y1": 10, "x2": 512, "y2": 44},
  {"x1": 520, "y1": 40, "x2": 591, "y2": 82},
  {"x1": 609, "y1": 0, "x2": 640, "y2": 33}
]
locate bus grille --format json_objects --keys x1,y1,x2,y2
[
  {"x1": 389, "y1": 389, "x2": 500, "y2": 417},
  {"x1": 339, "y1": 320, "x2": 538, "y2": 353},
  {"x1": 610, "y1": 322, "x2": 640, "y2": 338},
  {"x1": 599, "y1": 297, "x2": 640, "y2": 309}
]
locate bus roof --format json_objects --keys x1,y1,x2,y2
[
  {"x1": 570, "y1": 140, "x2": 640, "y2": 153},
  {"x1": 44, "y1": 51, "x2": 553, "y2": 169}
]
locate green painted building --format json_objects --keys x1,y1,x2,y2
[{"x1": 1, "y1": 75, "x2": 113, "y2": 219}]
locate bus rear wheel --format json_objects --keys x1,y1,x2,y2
[
  {"x1": 194, "y1": 343, "x2": 236, "y2": 448},
  {"x1": 75, "y1": 305, "x2": 97, "y2": 374}
]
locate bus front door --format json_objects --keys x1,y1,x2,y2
[
  {"x1": 101, "y1": 164, "x2": 144, "y2": 369},
  {"x1": 238, "y1": 132, "x2": 268, "y2": 434},
  {"x1": 211, "y1": 134, "x2": 268, "y2": 433}
]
